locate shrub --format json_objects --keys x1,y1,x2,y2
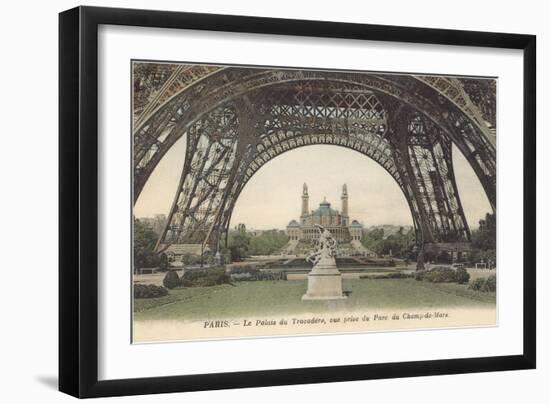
[
  {"x1": 383, "y1": 272, "x2": 412, "y2": 279},
  {"x1": 485, "y1": 274, "x2": 497, "y2": 291},
  {"x1": 181, "y1": 268, "x2": 230, "y2": 287},
  {"x1": 455, "y1": 267, "x2": 470, "y2": 284},
  {"x1": 415, "y1": 266, "x2": 469, "y2": 283},
  {"x1": 360, "y1": 272, "x2": 413, "y2": 280},
  {"x1": 230, "y1": 270, "x2": 287, "y2": 281},
  {"x1": 181, "y1": 253, "x2": 202, "y2": 265},
  {"x1": 230, "y1": 272, "x2": 254, "y2": 281},
  {"x1": 134, "y1": 284, "x2": 168, "y2": 299},
  {"x1": 469, "y1": 274, "x2": 496, "y2": 292},
  {"x1": 229, "y1": 267, "x2": 260, "y2": 275},
  {"x1": 162, "y1": 270, "x2": 180, "y2": 289},
  {"x1": 469, "y1": 277, "x2": 486, "y2": 291}
]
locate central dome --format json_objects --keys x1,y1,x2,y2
[{"x1": 313, "y1": 198, "x2": 338, "y2": 215}]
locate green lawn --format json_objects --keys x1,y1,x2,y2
[{"x1": 134, "y1": 279, "x2": 496, "y2": 321}]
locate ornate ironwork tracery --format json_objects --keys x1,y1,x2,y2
[{"x1": 132, "y1": 63, "x2": 496, "y2": 266}]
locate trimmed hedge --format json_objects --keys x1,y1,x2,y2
[
  {"x1": 181, "y1": 268, "x2": 230, "y2": 287},
  {"x1": 230, "y1": 270, "x2": 287, "y2": 281},
  {"x1": 163, "y1": 270, "x2": 180, "y2": 289},
  {"x1": 469, "y1": 274, "x2": 496, "y2": 292},
  {"x1": 134, "y1": 283, "x2": 168, "y2": 299},
  {"x1": 415, "y1": 267, "x2": 470, "y2": 284},
  {"x1": 360, "y1": 272, "x2": 413, "y2": 280},
  {"x1": 229, "y1": 267, "x2": 262, "y2": 275}
]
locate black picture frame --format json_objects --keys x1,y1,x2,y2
[{"x1": 59, "y1": 5, "x2": 536, "y2": 398}]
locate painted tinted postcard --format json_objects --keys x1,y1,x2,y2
[{"x1": 132, "y1": 61, "x2": 497, "y2": 342}]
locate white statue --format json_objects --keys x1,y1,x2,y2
[
  {"x1": 302, "y1": 224, "x2": 346, "y2": 300},
  {"x1": 306, "y1": 224, "x2": 337, "y2": 266}
]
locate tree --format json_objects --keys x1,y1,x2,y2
[
  {"x1": 361, "y1": 228, "x2": 385, "y2": 254},
  {"x1": 469, "y1": 213, "x2": 496, "y2": 266},
  {"x1": 228, "y1": 234, "x2": 250, "y2": 261},
  {"x1": 225, "y1": 224, "x2": 251, "y2": 261},
  {"x1": 361, "y1": 227, "x2": 416, "y2": 258},
  {"x1": 134, "y1": 218, "x2": 160, "y2": 269},
  {"x1": 248, "y1": 229, "x2": 289, "y2": 255},
  {"x1": 223, "y1": 224, "x2": 290, "y2": 261},
  {"x1": 471, "y1": 213, "x2": 496, "y2": 251}
]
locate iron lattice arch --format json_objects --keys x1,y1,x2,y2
[{"x1": 132, "y1": 64, "x2": 496, "y2": 265}]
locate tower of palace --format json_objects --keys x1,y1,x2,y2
[{"x1": 286, "y1": 183, "x2": 364, "y2": 243}]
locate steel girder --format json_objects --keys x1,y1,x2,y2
[
  {"x1": 133, "y1": 64, "x2": 223, "y2": 128},
  {"x1": 132, "y1": 65, "x2": 495, "y2": 257},
  {"x1": 390, "y1": 108, "x2": 471, "y2": 244},
  {"x1": 156, "y1": 87, "x2": 402, "y2": 252},
  {"x1": 133, "y1": 68, "x2": 496, "y2": 214},
  {"x1": 153, "y1": 82, "x2": 476, "y2": 257}
]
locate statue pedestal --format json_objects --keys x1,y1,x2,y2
[{"x1": 302, "y1": 257, "x2": 347, "y2": 300}]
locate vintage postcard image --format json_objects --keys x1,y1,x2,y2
[{"x1": 132, "y1": 62, "x2": 497, "y2": 342}]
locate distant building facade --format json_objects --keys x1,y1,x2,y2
[{"x1": 286, "y1": 184, "x2": 364, "y2": 243}]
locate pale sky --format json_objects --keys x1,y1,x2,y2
[{"x1": 134, "y1": 136, "x2": 492, "y2": 230}]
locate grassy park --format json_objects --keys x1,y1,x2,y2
[{"x1": 133, "y1": 277, "x2": 496, "y2": 322}]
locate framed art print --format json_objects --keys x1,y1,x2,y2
[{"x1": 59, "y1": 6, "x2": 536, "y2": 398}]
